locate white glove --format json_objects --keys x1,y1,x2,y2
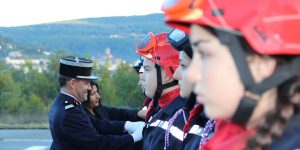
[
  {"x1": 130, "y1": 124, "x2": 144, "y2": 143},
  {"x1": 124, "y1": 121, "x2": 145, "y2": 133}
]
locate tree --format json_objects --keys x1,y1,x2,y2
[
  {"x1": 0, "y1": 69, "x2": 23, "y2": 114},
  {"x1": 111, "y1": 62, "x2": 145, "y2": 108},
  {"x1": 94, "y1": 60, "x2": 118, "y2": 106}
]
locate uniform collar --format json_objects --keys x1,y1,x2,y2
[
  {"x1": 202, "y1": 120, "x2": 255, "y2": 150},
  {"x1": 148, "y1": 96, "x2": 185, "y2": 123},
  {"x1": 160, "y1": 96, "x2": 185, "y2": 116},
  {"x1": 158, "y1": 88, "x2": 180, "y2": 109},
  {"x1": 60, "y1": 91, "x2": 81, "y2": 104},
  {"x1": 60, "y1": 91, "x2": 78, "y2": 100}
]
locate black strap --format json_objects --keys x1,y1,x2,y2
[
  {"x1": 162, "y1": 80, "x2": 178, "y2": 89},
  {"x1": 216, "y1": 30, "x2": 258, "y2": 124},
  {"x1": 150, "y1": 64, "x2": 179, "y2": 117},
  {"x1": 217, "y1": 29, "x2": 300, "y2": 124},
  {"x1": 231, "y1": 97, "x2": 258, "y2": 124},
  {"x1": 253, "y1": 57, "x2": 300, "y2": 94},
  {"x1": 216, "y1": 30, "x2": 256, "y2": 89},
  {"x1": 153, "y1": 64, "x2": 163, "y2": 100}
]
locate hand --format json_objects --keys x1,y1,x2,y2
[
  {"x1": 130, "y1": 124, "x2": 144, "y2": 143},
  {"x1": 124, "y1": 121, "x2": 145, "y2": 133},
  {"x1": 137, "y1": 109, "x2": 148, "y2": 119}
]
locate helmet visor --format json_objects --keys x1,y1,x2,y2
[
  {"x1": 167, "y1": 29, "x2": 189, "y2": 51},
  {"x1": 136, "y1": 32, "x2": 156, "y2": 55}
]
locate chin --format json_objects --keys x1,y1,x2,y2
[
  {"x1": 205, "y1": 107, "x2": 230, "y2": 120},
  {"x1": 204, "y1": 106, "x2": 217, "y2": 119},
  {"x1": 145, "y1": 91, "x2": 154, "y2": 99},
  {"x1": 180, "y1": 92, "x2": 188, "y2": 99}
]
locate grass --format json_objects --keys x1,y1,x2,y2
[
  {"x1": 0, "y1": 112, "x2": 49, "y2": 129},
  {"x1": 0, "y1": 123, "x2": 48, "y2": 129}
]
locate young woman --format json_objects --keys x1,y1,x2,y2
[
  {"x1": 162, "y1": 0, "x2": 300, "y2": 149},
  {"x1": 166, "y1": 29, "x2": 213, "y2": 150},
  {"x1": 83, "y1": 81, "x2": 145, "y2": 149},
  {"x1": 83, "y1": 81, "x2": 145, "y2": 121}
]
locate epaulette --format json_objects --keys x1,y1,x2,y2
[
  {"x1": 64, "y1": 99, "x2": 81, "y2": 111},
  {"x1": 64, "y1": 100, "x2": 75, "y2": 110}
]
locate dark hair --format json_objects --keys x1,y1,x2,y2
[
  {"x1": 57, "y1": 74, "x2": 73, "y2": 87},
  {"x1": 89, "y1": 80, "x2": 100, "y2": 99},
  {"x1": 247, "y1": 57, "x2": 300, "y2": 149},
  {"x1": 83, "y1": 81, "x2": 101, "y2": 108},
  {"x1": 222, "y1": 27, "x2": 300, "y2": 149},
  {"x1": 202, "y1": 25, "x2": 300, "y2": 149}
]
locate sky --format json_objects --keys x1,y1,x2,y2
[{"x1": 0, "y1": 0, "x2": 165, "y2": 27}]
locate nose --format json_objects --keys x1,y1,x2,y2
[
  {"x1": 87, "y1": 82, "x2": 92, "y2": 90},
  {"x1": 186, "y1": 56, "x2": 201, "y2": 84},
  {"x1": 173, "y1": 66, "x2": 181, "y2": 80},
  {"x1": 138, "y1": 78, "x2": 142, "y2": 86},
  {"x1": 140, "y1": 71, "x2": 145, "y2": 81},
  {"x1": 96, "y1": 92, "x2": 101, "y2": 99}
]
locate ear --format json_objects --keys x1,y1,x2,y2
[
  {"x1": 247, "y1": 54, "x2": 277, "y2": 83},
  {"x1": 161, "y1": 68, "x2": 173, "y2": 84},
  {"x1": 68, "y1": 78, "x2": 77, "y2": 90}
]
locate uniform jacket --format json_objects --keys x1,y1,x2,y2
[
  {"x1": 143, "y1": 88, "x2": 185, "y2": 150},
  {"x1": 49, "y1": 92, "x2": 134, "y2": 150},
  {"x1": 182, "y1": 112, "x2": 209, "y2": 150},
  {"x1": 93, "y1": 105, "x2": 142, "y2": 121}
]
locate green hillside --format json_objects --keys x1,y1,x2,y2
[{"x1": 0, "y1": 13, "x2": 170, "y2": 61}]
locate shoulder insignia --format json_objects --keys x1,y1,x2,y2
[{"x1": 65, "y1": 104, "x2": 74, "y2": 110}]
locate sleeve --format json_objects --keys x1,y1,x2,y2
[
  {"x1": 89, "y1": 116, "x2": 127, "y2": 135},
  {"x1": 63, "y1": 109, "x2": 134, "y2": 150},
  {"x1": 103, "y1": 105, "x2": 143, "y2": 121}
]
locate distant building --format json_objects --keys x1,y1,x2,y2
[
  {"x1": 7, "y1": 43, "x2": 13, "y2": 49},
  {"x1": 43, "y1": 51, "x2": 51, "y2": 56},
  {"x1": 8, "y1": 51, "x2": 22, "y2": 58},
  {"x1": 5, "y1": 57, "x2": 49, "y2": 72},
  {"x1": 109, "y1": 34, "x2": 125, "y2": 39},
  {"x1": 94, "y1": 47, "x2": 124, "y2": 71}
]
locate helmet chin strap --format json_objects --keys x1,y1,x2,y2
[
  {"x1": 215, "y1": 29, "x2": 300, "y2": 125},
  {"x1": 150, "y1": 64, "x2": 178, "y2": 116}
]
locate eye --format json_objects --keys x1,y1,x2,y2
[
  {"x1": 144, "y1": 67, "x2": 150, "y2": 71},
  {"x1": 198, "y1": 48, "x2": 211, "y2": 59},
  {"x1": 180, "y1": 64, "x2": 187, "y2": 69}
]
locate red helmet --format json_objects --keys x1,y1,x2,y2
[
  {"x1": 136, "y1": 32, "x2": 179, "y2": 78},
  {"x1": 162, "y1": 0, "x2": 300, "y2": 55}
]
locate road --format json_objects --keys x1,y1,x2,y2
[{"x1": 0, "y1": 129, "x2": 52, "y2": 150}]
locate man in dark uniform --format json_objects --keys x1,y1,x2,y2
[{"x1": 49, "y1": 56, "x2": 144, "y2": 150}]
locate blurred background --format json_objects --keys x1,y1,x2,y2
[{"x1": 0, "y1": 0, "x2": 170, "y2": 149}]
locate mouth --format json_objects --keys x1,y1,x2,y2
[
  {"x1": 178, "y1": 83, "x2": 182, "y2": 88},
  {"x1": 141, "y1": 86, "x2": 146, "y2": 92}
]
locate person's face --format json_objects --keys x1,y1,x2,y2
[
  {"x1": 88, "y1": 85, "x2": 100, "y2": 109},
  {"x1": 173, "y1": 51, "x2": 193, "y2": 99},
  {"x1": 141, "y1": 59, "x2": 157, "y2": 98},
  {"x1": 138, "y1": 66, "x2": 144, "y2": 90},
  {"x1": 73, "y1": 79, "x2": 91, "y2": 102},
  {"x1": 187, "y1": 24, "x2": 244, "y2": 119}
]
